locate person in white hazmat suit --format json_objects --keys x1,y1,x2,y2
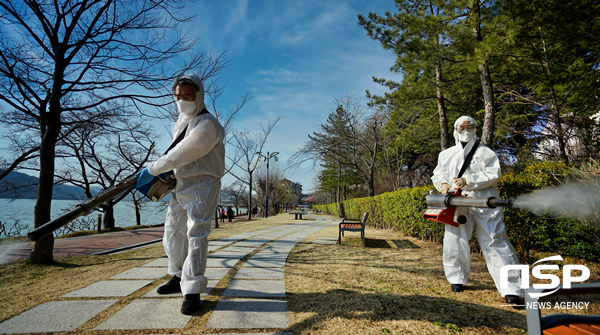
[
  {"x1": 431, "y1": 116, "x2": 522, "y2": 304},
  {"x1": 135, "y1": 73, "x2": 225, "y2": 315}
]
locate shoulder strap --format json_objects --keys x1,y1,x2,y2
[
  {"x1": 457, "y1": 142, "x2": 479, "y2": 178},
  {"x1": 162, "y1": 108, "x2": 210, "y2": 155}
]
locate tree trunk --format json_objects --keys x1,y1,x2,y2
[
  {"x1": 30, "y1": 97, "x2": 61, "y2": 264},
  {"x1": 470, "y1": 0, "x2": 496, "y2": 148},
  {"x1": 550, "y1": 88, "x2": 568, "y2": 162},
  {"x1": 368, "y1": 173, "x2": 375, "y2": 197},
  {"x1": 246, "y1": 175, "x2": 253, "y2": 220},
  {"x1": 336, "y1": 162, "x2": 341, "y2": 217},
  {"x1": 538, "y1": 26, "x2": 568, "y2": 162},
  {"x1": 435, "y1": 64, "x2": 450, "y2": 150},
  {"x1": 479, "y1": 60, "x2": 496, "y2": 147},
  {"x1": 102, "y1": 203, "x2": 115, "y2": 229},
  {"x1": 30, "y1": 133, "x2": 56, "y2": 263},
  {"x1": 135, "y1": 201, "x2": 141, "y2": 225}
]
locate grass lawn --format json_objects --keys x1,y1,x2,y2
[{"x1": 0, "y1": 213, "x2": 598, "y2": 334}]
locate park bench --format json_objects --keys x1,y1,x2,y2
[
  {"x1": 525, "y1": 282, "x2": 600, "y2": 335},
  {"x1": 338, "y1": 212, "x2": 369, "y2": 247},
  {"x1": 289, "y1": 212, "x2": 304, "y2": 220},
  {"x1": 312, "y1": 209, "x2": 322, "y2": 215}
]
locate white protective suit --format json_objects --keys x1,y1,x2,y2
[
  {"x1": 147, "y1": 74, "x2": 225, "y2": 295},
  {"x1": 431, "y1": 116, "x2": 522, "y2": 297}
]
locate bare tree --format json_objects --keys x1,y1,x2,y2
[
  {"x1": 255, "y1": 161, "x2": 286, "y2": 215},
  {"x1": 55, "y1": 116, "x2": 158, "y2": 229},
  {"x1": 0, "y1": 1, "x2": 218, "y2": 263},
  {"x1": 221, "y1": 181, "x2": 246, "y2": 216},
  {"x1": 227, "y1": 117, "x2": 281, "y2": 220},
  {"x1": 290, "y1": 95, "x2": 385, "y2": 197}
]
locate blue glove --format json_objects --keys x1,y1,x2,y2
[
  {"x1": 135, "y1": 168, "x2": 156, "y2": 188},
  {"x1": 135, "y1": 168, "x2": 159, "y2": 199}
]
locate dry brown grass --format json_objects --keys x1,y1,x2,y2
[{"x1": 0, "y1": 213, "x2": 598, "y2": 335}]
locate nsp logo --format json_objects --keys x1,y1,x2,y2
[{"x1": 500, "y1": 255, "x2": 590, "y2": 298}]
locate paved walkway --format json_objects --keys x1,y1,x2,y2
[{"x1": 0, "y1": 214, "x2": 338, "y2": 334}]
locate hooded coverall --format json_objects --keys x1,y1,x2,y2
[
  {"x1": 431, "y1": 116, "x2": 522, "y2": 297},
  {"x1": 147, "y1": 74, "x2": 225, "y2": 295}
]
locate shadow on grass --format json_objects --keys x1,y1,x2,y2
[
  {"x1": 339, "y1": 237, "x2": 390, "y2": 248},
  {"x1": 339, "y1": 237, "x2": 420, "y2": 249},
  {"x1": 286, "y1": 290, "x2": 527, "y2": 333}
]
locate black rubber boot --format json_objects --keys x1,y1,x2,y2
[
  {"x1": 451, "y1": 284, "x2": 464, "y2": 292},
  {"x1": 157, "y1": 275, "x2": 181, "y2": 294},
  {"x1": 505, "y1": 295, "x2": 520, "y2": 304},
  {"x1": 181, "y1": 294, "x2": 201, "y2": 315}
]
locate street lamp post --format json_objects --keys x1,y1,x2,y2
[
  {"x1": 285, "y1": 186, "x2": 289, "y2": 213},
  {"x1": 256, "y1": 151, "x2": 279, "y2": 218}
]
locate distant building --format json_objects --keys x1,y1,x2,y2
[{"x1": 283, "y1": 179, "x2": 302, "y2": 198}]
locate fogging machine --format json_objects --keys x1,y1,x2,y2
[
  {"x1": 423, "y1": 189, "x2": 513, "y2": 227},
  {"x1": 27, "y1": 174, "x2": 175, "y2": 241},
  {"x1": 26, "y1": 123, "x2": 195, "y2": 242}
]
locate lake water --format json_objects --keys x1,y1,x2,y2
[
  {"x1": 0, "y1": 198, "x2": 169, "y2": 238},
  {"x1": 0, "y1": 198, "x2": 249, "y2": 238}
]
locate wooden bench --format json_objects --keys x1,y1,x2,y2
[
  {"x1": 338, "y1": 212, "x2": 369, "y2": 247},
  {"x1": 526, "y1": 282, "x2": 600, "y2": 335},
  {"x1": 289, "y1": 212, "x2": 304, "y2": 220}
]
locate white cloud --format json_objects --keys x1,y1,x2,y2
[{"x1": 186, "y1": 0, "x2": 399, "y2": 192}]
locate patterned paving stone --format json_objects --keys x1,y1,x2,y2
[
  {"x1": 242, "y1": 239, "x2": 272, "y2": 243},
  {"x1": 94, "y1": 299, "x2": 192, "y2": 330},
  {"x1": 209, "y1": 241, "x2": 235, "y2": 246},
  {"x1": 243, "y1": 258, "x2": 287, "y2": 268},
  {"x1": 62, "y1": 280, "x2": 152, "y2": 298},
  {"x1": 143, "y1": 258, "x2": 168, "y2": 267},
  {"x1": 226, "y1": 234, "x2": 256, "y2": 239},
  {"x1": 206, "y1": 257, "x2": 239, "y2": 267},
  {"x1": 205, "y1": 299, "x2": 289, "y2": 329},
  {"x1": 110, "y1": 267, "x2": 167, "y2": 279},
  {"x1": 216, "y1": 238, "x2": 244, "y2": 242},
  {"x1": 208, "y1": 245, "x2": 222, "y2": 252},
  {"x1": 234, "y1": 241, "x2": 267, "y2": 248},
  {"x1": 0, "y1": 300, "x2": 118, "y2": 334},
  {"x1": 205, "y1": 267, "x2": 231, "y2": 280},
  {"x1": 143, "y1": 280, "x2": 219, "y2": 297},
  {"x1": 234, "y1": 267, "x2": 284, "y2": 280},
  {"x1": 220, "y1": 246, "x2": 257, "y2": 252},
  {"x1": 208, "y1": 251, "x2": 248, "y2": 259},
  {"x1": 222, "y1": 280, "x2": 285, "y2": 298},
  {"x1": 255, "y1": 249, "x2": 291, "y2": 255},
  {"x1": 251, "y1": 252, "x2": 288, "y2": 259}
]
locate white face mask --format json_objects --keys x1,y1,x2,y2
[
  {"x1": 176, "y1": 100, "x2": 197, "y2": 116},
  {"x1": 457, "y1": 130, "x2": 476, "y2": 142}
]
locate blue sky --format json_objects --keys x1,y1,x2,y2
[
  {"x1": 178, "y1": 0, "x2": 399, "y2": 193},
  {"x1": 2, "y1": 0, "x2": 399, "y2": 195}
]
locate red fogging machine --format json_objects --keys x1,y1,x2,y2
[{"x1": 423, "y1": 189, "x2": 514, "y2": 227}]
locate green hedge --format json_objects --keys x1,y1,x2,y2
[
  {"x1": 315, "y1": 161, "x2": 600, "y2": 262},
  {"x1": 315, "y1": 185, "x2": 444, "y2": 243}
]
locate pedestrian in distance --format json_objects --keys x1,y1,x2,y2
[
  {"x1": 220, "y1": 207, "x2": 225, "y2": 223},
  {"x1": 431, "y1": 115, "x2": 522, "y2": 305},
  {"x1": 135, "y1": 73, "x2": 225, "y2": 315},
  {"x1": 227, "y1": 206, "x2": 234, "y2": 222}
]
